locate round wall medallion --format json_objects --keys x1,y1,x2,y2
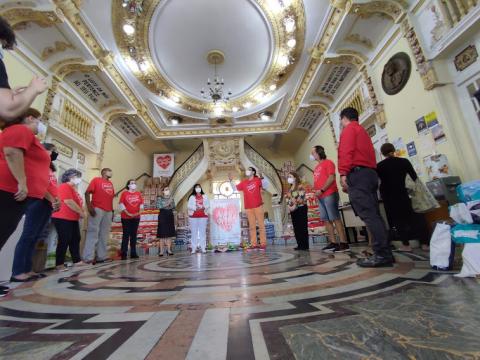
[
  {"x1": 381, "y1": 52, "x2": 411, "y2": 95},
  {"x1": 207, "y1": 50, "x2": 225, "y2": 65}
]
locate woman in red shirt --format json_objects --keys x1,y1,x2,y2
[
  {"x1": 52, "y1": 168, "x2": 87, "y2": 270},
  {"x1": 0, "y1": 108, "x2": 50, "y2": 252},
  {"x1": 229, "y1": 167, "x2": 269, "y2": 250},
  {"x1": 10, "y1": 143, "x2": 60, "y2": 282},
  {"x1": 188, "y1": 184, "x2": 210, "y2": 254},
  {"x1": 118, "y1": 179, "x2": 144, "y2": 260}
]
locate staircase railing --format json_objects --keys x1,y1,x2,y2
[
  {"x1": 114, "y1": 172, "x2": 151, "y2": 197},
  {"x1": 168, "y1": 143, "x2": 205, "y2": 195}
]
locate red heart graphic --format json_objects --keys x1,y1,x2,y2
[
  {"x1": 156, "y1": 155, "x2": 172, "y2": 169},
  {"x1": 213, "y1": 204, "x2": 238, "y2": 232}
]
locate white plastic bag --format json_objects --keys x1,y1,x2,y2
[
  {"x1": 430, "y1": 223, "x2": 452, "y2": 269},
  {"x1": 449, "y1": 203, "x2": 473, "y2": 224},
  {"x1": 455, "y1": 243, "x2": 480, "y2": 278}
]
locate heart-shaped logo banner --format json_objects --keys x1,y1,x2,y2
[
  {"x1": 213, "y1": 204, "x2": 238, "y2": 232},
  {"x1": 156, "y1": 155, "x2": 172, "y2": 169}
]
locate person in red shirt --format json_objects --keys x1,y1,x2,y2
[
  {"x1": 229, "y1": 167, "x2": 269, "y2": 250},
  {"x1": 10, "y1": 143, "x2": 60, "y2": 282},
  {"x1": 338, "y1": 107, "x2": 393, "y2": 267},
  {"x1": 311, "y1": 145, "x2": 349, "y2": 253},
  {"x1": 187, "y1": 184, "x2": 210, "y2": 254},
  {"x1": 52, "y1": 168, "x2": 87, "y2": 270},
  {"x1": 83, "y1": 168, "x2": 115, "y2": 263},
  {"x1": 118, "y1": 179, "x2": 144, "y2": 260},
  {"x1": 0, "y1": 108, "x2": 50, "y2": 252}
]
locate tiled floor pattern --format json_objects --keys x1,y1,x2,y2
[{"x1": 0, "y1": 245, "x2": 478, "y2": 359}]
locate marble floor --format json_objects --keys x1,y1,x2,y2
[{"x1": 0, "y1": 244, "x2": 479, "y2": 360}]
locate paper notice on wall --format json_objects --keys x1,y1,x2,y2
[
  {"x1": 418, "y1": 133, "x2": 436, "y2": 157},
  {"x1": 425, "y1": 111, "x2": 439, "y2": 129},
  {"x1": 392, "y1": 137, "x2": 408, "y2": 158},
  {"x1": 407, "y1": 141, "x2": 417, "y2": 157},
  {"x1": 423, "y1": 154, "x2": 450, "y2": 180},
  {"x1": 415, "y1": 117, "x2": 428, "y2": 134},
  {"x1": 431, "y1": 124, "x2": 447, "y2": 144}
]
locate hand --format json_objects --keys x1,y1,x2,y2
[
  {"x1": 315, "y1": 190, "x2": 322, "y2": 197},
  {"x1": 87, "y1": 205, "x2": 96, "y2": 217},
  {"x1": 29, "y1": 76, "x2": 48, "y2": 94},
  {"x1": 14, "y1": 183, "x2": 28, "y2": 201},
  {"x1": 52, "y1": 198, "x2": 61, "y2": 212},
  {"x1": 340, "y1": 176, "x2": 348, "y2": 191},
  {"x1": 227, "y1": 172, "x2": 233, "y2": 181},
  {"x1": 259, "y1": 173, "x2": 264, "y2": 179},
  {"x1": 80, "y1": 210, "x2": 88, "y2": 219}
]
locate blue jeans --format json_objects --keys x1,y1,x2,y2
[
  {"x1": 318, "y1": 192, "x2": 341, "y2": 221},
  {"x1": 11, "y1": 199, "x2": 52, "y2": 276}
]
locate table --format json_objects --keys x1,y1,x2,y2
[{"x1": 339, "y1": 203, "x2": 389, "y2": 243}]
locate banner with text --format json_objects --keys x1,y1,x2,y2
[
  {"x1": 153, "y1": 153, "x2": 174, "y2": 177},
  {"x1": 210, "y1": 199, "x2": 241, "y2": 245}
]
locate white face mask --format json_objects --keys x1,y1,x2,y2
[
  {"x1": 287, "y1": 177, "x2": 295, "y2": 184},
  {"x1": 163, "y1": 190, "x2": 170, "y2": 196},
  {"x1": 72, "y1": 177, "x2": 82, "y2": 185},
  {"x1": 309, "y1": 154, "x2": 316, "y2": 161},
  {"x1": 37, "y1": 121, "x2": 47, "y2": 136},
  {"x1": 195, "y1": 187, "x2": 201, "y2": 193},
  {"x1": 245, "y1": 170, "x2": 252, "y2": 177},
  {"x1": 128, "y1": 183, "x2": 137, "y2": 190}
]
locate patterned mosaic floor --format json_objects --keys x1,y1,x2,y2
[{"x1": 0, "y1": 245, "x2": 479, "y2": 360}]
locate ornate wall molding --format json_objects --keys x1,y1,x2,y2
[
  {"x1": 41, "y1": 41, "x2": 75, "y2": 61},
  {"x1": 43, "y1": 77, "x2": 61, "y2": 122},
  {"x1": 350, "y1": 1, "x2": 406, "y2": 23},
  {"x1": 0, "y1": 8, "x2": 64, "y2": 29},
  {"x1": 96, "y1": 123, "x2": 111, "y2": 169}
]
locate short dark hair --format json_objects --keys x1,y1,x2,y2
[
  {"x1": 125, "y1": 179, "x2": 135, "y2": 190},
  {"x1": 0, "y1": 16, "x2": 16, "y2": 50},
  {"x1": 43, "y1": 143, "x2": 57, "y2": 172},
  {"x1": 0, "y1": 108, "x2": 42, "y2": 129},
  {"x1": 314, "y1": 145, "x2": 326, "y2": 160},
  {"x1": 380, "y1": 143, "x2": 396, "y2": 156},
  {"x1": 101, "y1": 168, "x2": 111, "y2": 175},
  {"x1": 248, "y1": 167, "x2": 257, "y2": 177},
  {"x1": 340, "y1": 107, "x2": 359, "y2": 122},
  {"x1": 61, "y1": 168, "x2": 82, "y2": 183}
]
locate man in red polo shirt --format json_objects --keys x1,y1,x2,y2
[
  {"x1": 83, "y1": 168, "x2": 115, "y2": 263},
  {"x1": 338, "y1": 107, "x2": 393, "y2": 267}
]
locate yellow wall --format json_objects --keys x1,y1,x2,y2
[
  {"x1": 3, "y1": 52, "x2": 47, "y2": 113},
  {"x1": 371, "y1": 36, "x2": 465, "y2": 181}
]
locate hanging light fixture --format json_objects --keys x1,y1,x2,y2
[{"x1": 201, "y1": 50, "x2": 232, "y2": 106}]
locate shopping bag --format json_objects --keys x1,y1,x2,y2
[
  {"x1": 406, "y1": 175, "x2": 440, "y2": 213},
  {"x1": 430, "y1": 222, "x2": 453, "y2": 270},
  {"x1": 449, "y1": 203, "x2": 473, "y2": 224},
  {"x1": 457, "y1": 180, "x2": 480, "y2": 202},
  {"x1": 455, "y1": 243, "x2": 480, "y2": 278}
]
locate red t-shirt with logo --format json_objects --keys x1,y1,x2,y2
[
  {"x1": 52, "y1": 183, "x2": 83, "y2": 221},
  {"x1": 313, "y1": 159, "x2": 338, "y2": 198},
  {"x1": 236, "y1": 177, "x2": 264, "y2": 209},
  {"x1": 0, "y1": 124, "x2": 51, "y2": 199},
  {"x1": 191, "y1": 194, "x2": 208, "y2": 218},
  {"x1": 119, "y1": 190, "x2": 143, "y2": 219},
  {"x1": 47, "y1": 169, "x2": 58, "y2": 199},
  {"x1": 86, "y1": 177, "x2": 114, "y2": 212}
]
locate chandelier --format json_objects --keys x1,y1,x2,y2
[
  {"x1": 200, "y1": 50, "x2": 232, "y2": 105},
  {"x1": 121, "y1": 0, "x2": 143, "y2": 15}
]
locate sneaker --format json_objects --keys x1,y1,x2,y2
[
  {"x1": 322, "y1": 243, "x2": 337, "y2": 253},
  {"x1": 0, "y1": 289, "x2": 8, "y2": 297},
  {"x1": 334, "y1": 243, "x2": 350, "y2": 253},
  {"x1": 258, "y1": 245, "x2": 266, "y2": 251}
]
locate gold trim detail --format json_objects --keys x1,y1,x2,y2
[
  {"x1": 41, "y1": 41, "x2": 75, "y2": 61},
  {"x1": 112, "y1": 0, "x2": 306, "y2": 113},
  {"x1": 1, "y1": 8, "x2": 64, "y2": 29},
  {"x1": 207, "y1": 50, "x2": 225, "y2": 65},
  {"x1": 350, "y1": 1, "x2": 406, "y2": 23}
]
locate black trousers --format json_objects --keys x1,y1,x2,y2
[
  {"x1": 53, "y1": 218, "x2": 81, "y2": 266},
  {"x1": 0, "y1": 190, "x2": 28, "y2": 251},
  {"x1": 347, "y1": 168, "x2": 392, "y2": 258},
  {"x1": 396, "y1": 212, "x2": 430, "y2": 246},
  {"x1": 291, "y1": 205, "x2": 309, "y2": 249},
  {"x1": 121, "y1": 218, "x2": 140, "y2": 256}
]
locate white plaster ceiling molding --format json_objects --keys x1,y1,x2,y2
[
  {"x1": 111, "y1": 0, "x2": 306, "y2": 115},
  {"x1": 111, "y1": 114, "x2": 147, "y2": 142}
]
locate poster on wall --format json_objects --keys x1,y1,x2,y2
[
  {"x1": 415, "y1": 117, "x2": 428, "y2": 134},
  {"x1": 425, "y1": 111, "x2": 439, "y2": 128},
  {"x1": 431, "y1": 124, "x2": 447, "y2": 144},
  {"x1": 210, "y1": 199, "x2": 241, "y2": 245},
  {"x1": 392, "y1": 137, "x2": 408, "y2": 158},
  {"x1": 423, "y1": 154, "x2": 450, "y2": 180},
  {"x1": 418, "y1": 133, "x2": 436, "y2": 156},
  {"x1": 153, "y1": 153, "x2": 174, "y2": 177},
  {"x1": 407, "y1": 141, "x2": 417, "y2": 157}
]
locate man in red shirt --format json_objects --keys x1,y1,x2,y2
[
  {"x1": 338, "y1": 107, "x2": 393, "y2": 267},
  {"x1": 83, "y1": 168, "x2": 115, "y2": 263},
  {"x1": 311, "y1": 145, "x2": 349, "y2": 253}
]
